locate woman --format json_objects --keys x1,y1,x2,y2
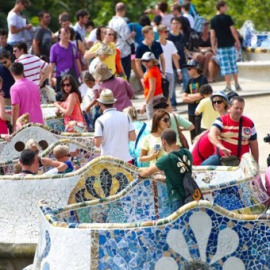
[
  {"x1": 92, "y1": 62, "x2": 134, "y2": 112},
  {"x1": 84, "y1": 27, "x2": 116, "y2": 74},
  {"x1": 140, "y1": 52, "x2": 164, "y2": 120},
  {"x1": 192, "y1": 91, "x2": 229, "y2": 165},
  {"x1": 140, "y1": 109, "x2": 170, "y2": 166},
  {"x1": 54, "y1": 75, "x2": 86, "y2": 133},
  {"x1": 0, "y1": 90, "x2": 9, "y2": 140}
]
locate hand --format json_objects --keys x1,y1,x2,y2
[
  {"x1": 219, "y1": 146, "x2": 231, "y2": 157},
  {"x1": 212, "y1": 47, "x2": 217, "y2": 55},
  {"x1": 177, "y1": 71, "x2": 182, "y2": 80},
  {"x1": 130, "y1": 31, "x2": 136, "y2": 38},
  {"x1": 140, "y1": 105, "x2": 146, "y2": 114},
  {"x1": 1, "y1": 134, "x2": 11, "y2": 141},
  {"x1": 25, "y1": 24, "x2": 33, "y2": 30},
  {"x1": 235, "y1": 41, "x2": 241, "y2": 50},
  {"x1": 152, "y1": 150, "x2": 161, "y2": 159}
]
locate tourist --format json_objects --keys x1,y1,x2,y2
[
  {"x1": 92, "y1": 62, "x2": 134, "y2": 112},
  {"x1": 139, "y1": 128, "x2": 192, "y2": 212},
  {"x1": 182, "y1": 59, "x2": 208, "y2": 142},
  {"x1": 53, "y1": 145, "x2": 74, "y2": 173},
  {"x1": 32, "y1": 11, "x2": 53, "y2": 61},
  {"x1": 94, "y1": 89, "x2": 136, "y2": 162},
  {"x1": 18, "y1": 149, "x2": 39, "y2": 175},
  {"x1": 139, "y1": 109, "x2": 170, "y2": 166},
  {"x1": 10, "y1": 62, "x2": 43, "y2": 132},
  {"x1": 54, "y1": 74, "x2": 86, "y2": 133},
  {"x1": 202, "y1": 96, "x2": 258, "y2": 165},
  {"x1": 210, "y1": 0, "x2": 241, "y2": 92},
  {"x1": 0, "y1": 29, "x2": 13, "y2": 55},
  {"x1": 73, "y1": 9, "x2": 90, "y2": 42},
  {"x1": 139, "y1": 52, "x2": 164, "y2": 120},
  {"x1": 181, "y1": 3, "x2": 194, "y2": 29}
]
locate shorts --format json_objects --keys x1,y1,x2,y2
[{"x1": 217, "y1": 46, "x2": 238, "y2": 76}]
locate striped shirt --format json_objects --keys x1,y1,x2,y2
[{"x1": 16, "y1": 54, "x2": 48, "y2": 86}]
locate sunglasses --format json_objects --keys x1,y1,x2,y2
[
  {"x1": 62, "y1": 83, "x2": 71, "y2": 87},
  {"x1": 212, "y1": 100, "x2": 223, "y2": 105},
  {"x1": 161, "y1": 117, "x2": 170, "y2": 123},
  {"x1": 107, "y1": 33, "x2": 115, "y2": 36},
  {"x1": 162, "y1": 30, "x2": 169, "y2": 33},
  {"x1": 65, "y1": 154, "x2": 71, "y2": 157},
  {"x1": 142, "y1": 59, "x2": 151, "y2": 63}
]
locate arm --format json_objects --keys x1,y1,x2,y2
[
  {"x1": 159, "y1": 54, "x2": 166, "y2": 75},
  {"x1": 85, "y1": 90, "x2": 99, "y2": 112},
  {"x1": 182, "y1": 92, "x2": 202, "y2": 103},
  {"x1": 94, "y1": 137, "x2": 102, "y2": 147},
  {"x1": 210, "y1": 29, "x2": 217, "y2": 55},
  {"x1": 32, "y1": 39, "x2": 40, "y2": 55},
  {"x1": 9, "y1": 24, "x2": 32, "y2": 34},
  {"x1": 54, "y1": 94, "x2": 76, "y2": 116},
  {"x1": 48, "y1": 62, "x2": 55, "y2": 86},
  {"x1": 230, "y1": 26, "x2": 241, "y2": 50},
  {"x1": 172, "y1": 53, "x2": 182, "y2": 80},
  {"x1": 139, "y1": 148, "x2": 161, "y2": 163},
  {"x1": 139, "y1": 165, "x2": 161, "y2": 178},
  {"x1": 208, "y1": 126, "x2": 231, "y2": 156},
  {"x1": 135, "y1": 58, "x2": 144, "y2": 79},
  {"x1": 249, "y1": 140, "x2": 259, "y2": 164},
  {"x1": 12, "y1": 104, "x2": 20, "y2": 132},
  {"x1": 0, "y1": 96, "x2": 7, "y2": 121},
  {"x1": 129, "y1": 130, "x2": 136, "y2": 142},
  {"x1": 76, "y1": 59, "x2": 82, "y2": 76},
  {"x1": 140, "y1": 76, "x2": 156, "y2": 114},
  {"x1": 41, "y1": 158, "x2": 68, "y2": 172},
  {"x1": 39, "y1": 64, "x2": 51, "y2": 87}
]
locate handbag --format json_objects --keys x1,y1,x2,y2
[
  {"x1": 173, "y1": 113, "x2": 189, "y2": 149},
  {"x1": 161, "y1": 77, "x2": 170, "y2": 99},
  {"x1": 219, "y1": 117, "x2": 242, "y2": 166}
]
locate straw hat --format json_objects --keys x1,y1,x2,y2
[
  {"x1": 92, "y1": 62, "x2": 113, "y2": 81},
  {"x1": 97, "y1": 89, "x2": 117, "y2": 104},
  {"x1": 96, "y1": 43, "x2": 114, "y2": 56}
]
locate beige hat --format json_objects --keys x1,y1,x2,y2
[
  {"x1": 97, "y1": 89, "x2": 117, "y2": 104},
  {"x1": 97, "y1": 43, "x2": 114, "y2": 56},
  {"x1": 92, "y1": 62, "x2": 113, "y2": 81}
]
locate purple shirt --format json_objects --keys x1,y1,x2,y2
[
  {"x1": 100, "y1": 77, "x2": 134, "y2": 111},
  {"x1": 50, "y1": 42, "x2": 79, "y2": 78},
  {"x1": 10, "y1": 78, "x2": 43, "y2": 124}
]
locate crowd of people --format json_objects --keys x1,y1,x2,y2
[{"x1": 0, "y1": 0, "x2": 258, "y2": 211}]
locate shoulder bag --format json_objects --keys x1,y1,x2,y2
[{"x1": 173, "y1": 113, "x2": 189, "y2": 149}]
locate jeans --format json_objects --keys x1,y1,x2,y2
[
  {"x1": 166, "y1": 72, "x2": 175, "y2": 99},
  {"x1": 121, "y1": 54, "x2": 131, "y2": 81},
  {"x1": 170, "y1": 199, "x2": 183, "y2": 213},
  {"x1": 201, "y1": 154, "x2": 221, "y2": 166},
  {"x1": 188, "y1": 114, "x2": 202, "y2": 142}
]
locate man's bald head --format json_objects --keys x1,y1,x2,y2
[{"x1": 115, "y1": 2, "x2": 126, "y2": 13}]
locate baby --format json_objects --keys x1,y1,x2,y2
[{"x1": 53, "y1": 145, "x2": 74, "y2": 173}]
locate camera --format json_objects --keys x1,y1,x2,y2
[
  {"x1": 264, "y1": 134, "x2": 270, "y2": 143},
  {"x1": 154, "y1": 144, "x2": 161, "y2": 152}
]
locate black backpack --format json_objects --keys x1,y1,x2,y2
[{"x1": 188, "y1": 30, "x2": 200, "y2": 51}]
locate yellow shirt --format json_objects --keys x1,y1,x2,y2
[
  {"x1": 89, "y1": 42, "x2": 116, "y2": 74},
  {"x1": 195, "y1": 97, "x2": 219, "y2": 129}
]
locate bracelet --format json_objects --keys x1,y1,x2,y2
[{"x1": 177, "y1": 69, "x2": 181, "y2": 72}]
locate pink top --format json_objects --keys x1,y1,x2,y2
[
  {"x1": 0, "y1": 119, "x2": 8, "y2": 134},
  {"x1": 63, "y1": 93, "x2": 85, "y2": 125},
  {"x1": 10, "y1": 78, "x2": 43, "y2": 125}
]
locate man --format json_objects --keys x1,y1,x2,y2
[
  {"x1": 210, "y1": 1, "x2": 241, "y2": 92},
  {"x1": 94, "y1": 89, "x2": 136, "y2": 162},
  {"x1": 32, "y1": 11, "x2": 53, "y2": 60},
  {"x1": 157, "y1": 24, "x2": 181, "y2": 110},
  {"x1": 49, "y1": 27, "x2": 81, "y2": 92},
  {"x1": 181, "y1": 3, "x2": 195, "y2": 29},
  {"x1": 139, "y1": 129, "x2": 192, "y2": 212},
  {"x1": 14, "y1": 42, "x2": 50, "y2": 87},
  {"x1": 10, "y1": 62, "x2": 43, "y2": 132},
  {"x1": 18, "y1": 149, "x2": 39, "y2": 175},
  {"x1": 108, "y1": 2, "x2": 135, "y2": 80},
  {"x1": 135, "y1": 26, "x2": 165, "y2": 79},
  {"x1": 73, "y1": 9, "x2": 90, "y2": 42},
  {"x1": 7, "y1": 0, "x2": 32, "y2": 46},
  {"x1": 0, "y1": 50, "x2": 15, "y2": 105},
  {"x1": 202, "y1": 96, "x2": 258, "y2": 166},
  {"x1": 0, "y1": 29, "x2": 13, "y2": 55}
]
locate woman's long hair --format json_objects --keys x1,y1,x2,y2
[
  {"x1": 60, "y1": 74, "x2": 82, "y2": 103},
  {"x1": 151, "y1": 109, "x2": 170, "y2": 133}
]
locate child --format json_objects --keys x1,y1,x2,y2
[
  {"x1": 195, "y1": 84, "x2": 219, "y2": 131},
  {"x1": 82, "y1": 72, "x2": 101, "y2": 131},
  {"x1": 15, "y1": 113, "x2": 30, "y2": 130},
  {"x1": 53, "y1": 145, "x2": 74, "y2": 173},
  {"x1": 182, "y1": 59, "x2": 208, "y2": 142}
]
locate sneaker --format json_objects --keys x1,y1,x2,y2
[
  {"x1": 235, "y1": 83, "x2": 242, "y2": 91},
  {"x1": 223, "y1": 86, "x2": 232, "y2": 93}
]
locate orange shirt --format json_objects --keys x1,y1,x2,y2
[
  {"x1": 143, "y1": 66, "x2": 163, "y2": 98},
  {"x1": 115, "y1": 48, "x2": 123, "y2": 75}
]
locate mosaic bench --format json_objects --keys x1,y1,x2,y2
[
  {"x1": 0, "y1": 123, "x2": 95, "y2": 162},
  {"x1": 29, "y1": 199, "x2": 270, "y2": 270}
]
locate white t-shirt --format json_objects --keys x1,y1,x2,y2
[
  {"x1": 184, "y1": 13, "x2": 195, "y2": 29},
  {"x1": 94, "y1": 108, "x2": 134, "y2": 161},
  {"x1": 7, "y1": 11, "x2": 25, "y2": 43},
  {"x1": 87, "y1": 28, "x2": 97, "y2": 43},
  {"x1": 161, "y1": 14, "x2": 174, "y2": 30},
  {"x1": 159, "y1": 40, "x2": 178, "y2": 74}
]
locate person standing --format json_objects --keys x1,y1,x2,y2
[
  {"x1": 94, "y1": 89, "x2": 136, "y2": 162},
  {"x1": 32, "y1": 11, "x2": 53, "y2": 61},
  {"x1": 49, "y1": 27, "x2": 81, "y2": 92},
  {"x1": 210, "y1": 0, "x2": 241, "y2": 92},
  {"x1": 139, "y1": 129, "x2": 193, "y2": 212},
  {"x1": 10, "y1": 62, "x2": 43, "y2": 132},
  {"x1": 73, "y1": 9, "x2": 90, "y2": 42},
  {"x1": 7, "y1": 0, "x2": 32, "y2": 46},
  {"x1": 108, "y1": 2, "x2": 135, "y2": 80},
  {"x1": 0, "y1": 29, "x2": 13, "y2": 55}
]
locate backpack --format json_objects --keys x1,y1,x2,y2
[{"x1": 188, "y1": 30, "x2": 200, "y2": 51}]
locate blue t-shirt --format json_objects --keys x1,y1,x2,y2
[
  {"x1": 167, "y1": 32, "x2": 187, "y2": 68},
  {"x1": 128, "y1": 23, "x2": 143, "y2": 46},
  {"x1": 64, "y1": 160, "x2": 74, "y2": 173},
  {"x1": 0, "y1": 65, "x2": 15, "y2": 98}
]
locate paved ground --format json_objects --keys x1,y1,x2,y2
[{"x1": 131, "y1": 77, "x2": 270, "y2": 172}]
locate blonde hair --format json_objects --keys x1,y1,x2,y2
[
  {"x1": 157, "y1": 24, "x2": 167, "y2": 33},
  {"x1": 53, "y1": 145, "x2": 69, "y2": 160},
  {"x1": 142, "y1": 25, "x2": 153, "y2": 36},
  {"x1": 123, "y1": 106, "x2": 138, "y2": 121},
  {"x1": 25, "y1": 139, "x2": 41, "y2": 151},
  {"x1": 16, "y1": 113, "x2": 30, "y2": 127}
]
